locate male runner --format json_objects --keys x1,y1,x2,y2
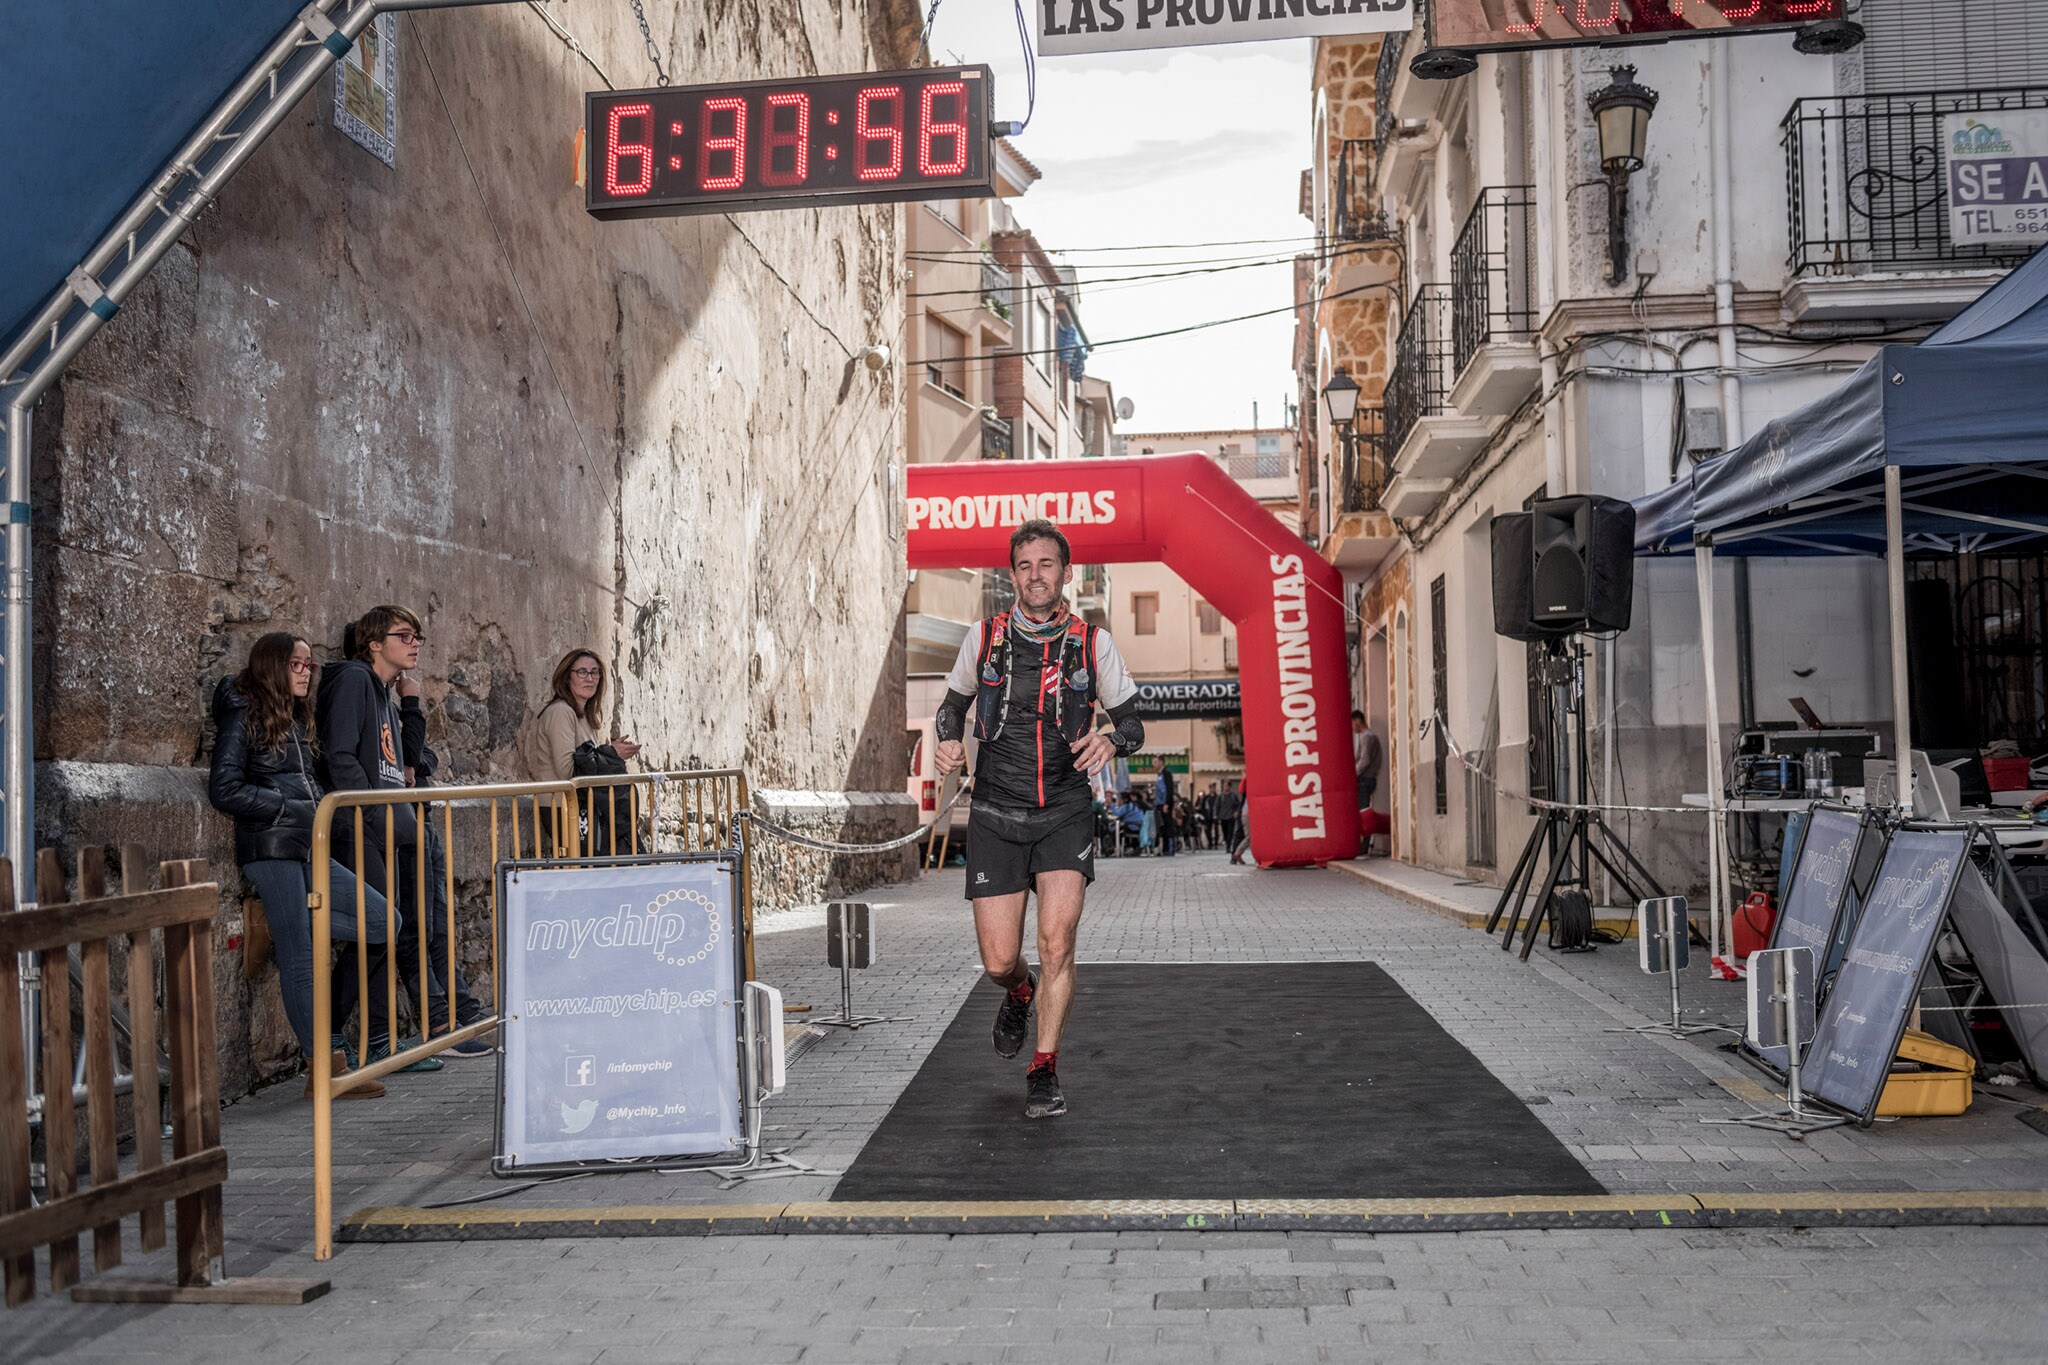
[{"x1": 934, "y1": 520, "x2": 1144, "y2": 1119}]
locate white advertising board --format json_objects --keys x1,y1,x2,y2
[
  {"x1": 1945, "y1": 111, "x2": 2048, "y2": 247},
  {"x1": 1037, "y1": 0, "x2": 1410, "y2": 57},
  {"x1": 496, "y1": 857, "x2": 743, "y2": 1171}
]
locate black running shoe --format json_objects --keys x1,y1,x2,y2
[
  {"x1": 1024, "y1": 1064, "x2": 1066, "y2": 1119},
  {"x1": 992, "y1": 973, "x2": 1035, "y2": 1059}
]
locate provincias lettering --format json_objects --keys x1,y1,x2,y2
[
  {"x1": 1270, "y1": 552, "x2": 1324, "y2": 840},
  {"x1": 907, "y1": 489, "x2": 1119, "y2": 532}
]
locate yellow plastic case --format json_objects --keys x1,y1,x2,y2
[{"x1": 1875, "y1": 1028, "x2": 1975, "y2": 1118}]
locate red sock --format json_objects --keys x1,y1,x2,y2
[
  {"x1": 1029, "y1": 1050, "x2": 1057, "y2": 1073},
  {"x1": 1007, "y1": 978, "x2": 1034, "y2": 1004}
]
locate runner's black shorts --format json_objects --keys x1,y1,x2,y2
[{"x1": 964, "y1": 801, "x2": 1096, "y2": 899}]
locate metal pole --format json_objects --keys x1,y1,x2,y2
[
  {"x1": 1696, "y1": 544, "x2": 1729, "y2": 961},
  {"x1": 1783, "y1": 950, "x2": 1806, "y2": 1113},
  {"x1": 1884, "y1": 465, "x2": 1915, "y2": 817},
  {"x1": 5, "y1": 400, "x2": 35, "y2": 1106},
  {"x1": 1667, "y1": 901, "x2": 1685, "y2": 1031}
]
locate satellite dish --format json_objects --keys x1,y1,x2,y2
[{"x1": 1115, "y1": 397, "x2": 1135, "y2": 421}]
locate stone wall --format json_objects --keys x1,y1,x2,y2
[{"x1": 27, "y1": 0, "x2": 922, "y2": 1092}]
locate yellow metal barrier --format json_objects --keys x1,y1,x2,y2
[{"x1": 306, "y1": 768, "x2": 751, "y2": 1261}]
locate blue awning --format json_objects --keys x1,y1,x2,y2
[
  {"x1": 1634, "y1": 246, "x2": 2048, "y2": 557},
  {"x1": 0, "y1": 3, "x2": 309, "y2": 356}
]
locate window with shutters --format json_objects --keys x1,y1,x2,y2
[
  {"x1": 1197, "y1": 602, "x2": 1222, "y2": 635},
  {"x1": 1857, "y1": 0, "x2": 2048, "y2": 94},
  {"x1": 1133, "y1": 593, "x2": 1159, "y2": 636},
  {"x1": 923, "y1": 315, "x2": 968, "y2": 400}
]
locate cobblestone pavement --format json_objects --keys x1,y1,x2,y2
[{"x1": 12, "y1": 852, "x2": 2048, "y2": 1360}]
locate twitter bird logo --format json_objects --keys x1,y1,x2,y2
[{"x1": 559, "y1": 1099, "x2": 597, "y2": 1134}]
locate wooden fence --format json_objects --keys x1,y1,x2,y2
[{"x1": 0, "y1": 848, "x2": 325, "y2": 1306}]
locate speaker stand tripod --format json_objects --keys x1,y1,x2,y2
[{"x1": 1486, "y1": 637, "x2": 1668, "y2": 962}]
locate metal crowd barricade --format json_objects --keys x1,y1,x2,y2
[{"x1": 305, "y1": 769, "x2": 754, "y2": 1261}]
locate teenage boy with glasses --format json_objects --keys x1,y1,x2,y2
[{"x1": 317, "y1": 605, "x2": 492, "y2": 1064}]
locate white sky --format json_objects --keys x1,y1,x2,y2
[{"x1": 925, "y1": 6, "x2": 1314, "y2": 435}]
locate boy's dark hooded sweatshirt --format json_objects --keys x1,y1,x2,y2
[{"x1": 315, "y1": 658, "x2": 421, "y2": 863}]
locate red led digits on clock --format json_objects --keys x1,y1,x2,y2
[
  {"x1": 762, "y1": 93, "x2": 810, "y2": 187},
  {"x1": 856, "y1": 86, "x2": 904, "y2": 182},
  {"x1": 919, "y1": 81, "x2": 969, "y2": 177},
  {"x1": 1576, "y1": 0, "x2": 1619, "y2": 23},
  {"x1": 1719, "y1": 0, "x2": 1763, "y2": 15},
  {"x1": 605, "y1": 103, "x2": 654, "y2": 197},
  {"x1": 1786, "y1": 0, "x2": 1833, "y2": 13},
  {"x1": 699, "y1": 96, "x2": 748, "y2": 192}
]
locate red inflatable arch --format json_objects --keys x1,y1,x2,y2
[{"x1": 906, "y1": 453, "x2": 1360, "y2": 867}]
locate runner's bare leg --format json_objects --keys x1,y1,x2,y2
[
  {"x1": 1031, "y1": 871, "x2": 1086, "y2": 1053},
  {"x1": 973, "y1": 891, "x2": 1032, "y2": 991}
]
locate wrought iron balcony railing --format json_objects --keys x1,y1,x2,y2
[
  {"x1": 980, "y1": 254, "x2": 1013, "y2": 318},
  {"x1": 981, "y1": 410, "x2": 1013, "y2": 461},
  {"x1": 1449, "y1": 186, "x2": 1536, "y2": 378},
  {"x1": 1783, "y1": 86, "x2": 2048, "y2": 276},
  {"x1": 1374, "y1": 22, "x2": 1407, "y2": 150},
  {"x1": 1385, "y1": 285, "x2": 1455, "y2": 457},
  {"x1": 1334, "y1": 138, "x2": 1389, "y2": 242},
  {"x1": 1340, "y1": 407, "x2": 1387, "y2": 514}
]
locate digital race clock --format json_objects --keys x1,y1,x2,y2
[
  {"x1": 585, "y1": 66, "x2": 995, "y2": 220},
  {"x1": 1431, "y1": 0, "x2": 1845, "y2": 53}
]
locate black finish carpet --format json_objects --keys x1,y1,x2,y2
[{"x1": 833, "y1": 962, "x2": 1601, "y2": 1201}]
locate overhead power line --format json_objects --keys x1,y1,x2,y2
[{"x1": 912, "y1": 277, "x2": 1393, "y2": 374}]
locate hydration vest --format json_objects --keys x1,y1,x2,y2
[{"x1": 973, "y1": 610, "x2": 1100, "y2": 747}]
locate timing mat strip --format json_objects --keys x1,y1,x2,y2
[{"x1": 338, "y1": 1190, "x2": 2048, "y2": 1241}]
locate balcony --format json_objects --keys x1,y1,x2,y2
[
  {"x1": 1782, "y1": 87, "x2": 2048, "y2": 321},
  {"x1": 1323, "y1": 406, "x2": 1400, "y2": 577},
  {"x1": 981, "y1": 410, "x2": 1013, "y2": 461},
  {"x1": 980, "y1": 253, "x2": 1014, "y2": 321},
  {"x1": 1384, "y1": 285, "x2": 1496, "y2": 518},
  {"x1": 1448, "y1": 187, "x2": 1539, "y2": 417}
]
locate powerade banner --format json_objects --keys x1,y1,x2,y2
[
  {"x1": 1945, "y1": 111, "x2": 2048, "y2": 247},
  {"x1": 496, "y1": 857, "x2": 743, "y2": 1170},
  {"x1": 1037, "y1": 0, "x2": 1409, "y2": 56},
  {"x1": 1132, "y1": 676, "x2": 1241, "y2": 721},
  {"x1": 1801, "y1": 828, "x2": 1970, "y2": 1122}
]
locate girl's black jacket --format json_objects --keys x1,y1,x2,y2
[{"x1": 207, "y1": 676, "x2": 322, "y2": 866}]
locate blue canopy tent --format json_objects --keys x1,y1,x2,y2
[{"x1": 1633, "y1": 246, "x2": 2048, "y2": 942}]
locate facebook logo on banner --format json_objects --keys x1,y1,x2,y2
[{"x1": 565, "y1": 1055, "x2": 596, "y2": 1087}]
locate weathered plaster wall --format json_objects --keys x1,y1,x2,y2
[{"x1": 29, "y1": 0, "x2": 921, "y2": 1090}]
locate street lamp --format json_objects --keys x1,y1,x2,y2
[
  {"x1": 1587, "y1": 65, "x2": 1659, "y2": 286},
  {"x1": 1321, "y1": 367, "x2": 1360, "y2": 428},
  {"x1": 1321, "y1": 368, "x2": 1371, "y2": 512}
]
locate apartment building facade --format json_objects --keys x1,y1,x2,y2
[
  {"x1": 1299, "y1": 5, "x2": 2045, "y2": 892},
  {"x1": 904, "y1": 148, "x2": 1114, "y2": 700}
]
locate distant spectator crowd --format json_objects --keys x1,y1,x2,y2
[{"x1": 1096, "y1": 758, "x2": 1250, "y2": 864}]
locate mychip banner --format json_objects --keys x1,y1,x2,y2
[
  {"x1": 496, "y1": 856, "x2": 744, "y2": 1172},
  {"x1": 1800, "y1": 827, "x2": 1970, "y2": 1122},
  {"x1": 1944, "y1": 111, "x2": 2048, "y2": 247},
  {"x1": 1037, "y1": 0, "x2": 1411, "y2": 57}
]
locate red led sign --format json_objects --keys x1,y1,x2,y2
[
  {"x1": 1432, "y1": 0, "x2": 1844, "y2": 52},
  {"x1": 586, "y1": 66, "x2": 994, "y2": 220}
]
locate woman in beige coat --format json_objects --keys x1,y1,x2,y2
[{"x1": 521, "y1": 649, "x2": 641, "y2": 852}]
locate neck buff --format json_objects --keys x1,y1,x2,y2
[{"x1": 1011, "y1": 601, "x2": 1069, "y2": 643}]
